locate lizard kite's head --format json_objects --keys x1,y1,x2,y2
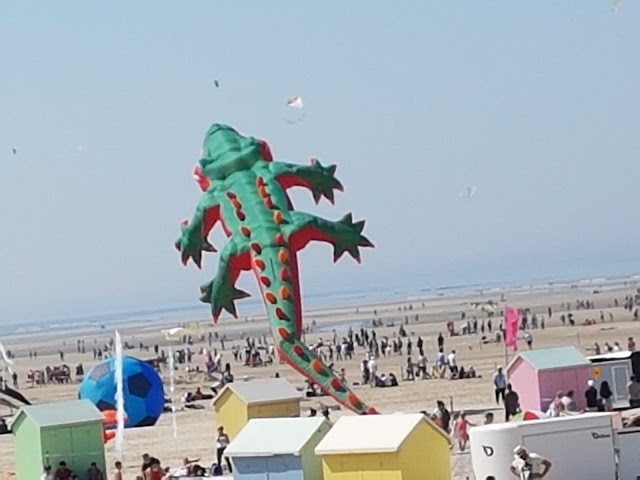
[{"x1": 195, "y1": 123, "x2": 273, "y2": 190}]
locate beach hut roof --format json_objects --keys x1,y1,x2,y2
[
  {"x1": 217, "y1": 378, "x2": 302, "y2": 405},
  {"x1": 315, "y1": 413, "x2": 449, "y2": 455},
  {"x1": 510, "y1": 346, "x2": 589, "y2": 372},
  {"x1": 10, "y1": 399, "x2": 103, "y2": 429},
  {"x1": 225, "y1": 417, "x2": 328, "y2": 457},
  {"x1": 587, "y1": 350, "x2": 634, "y2": 362}
]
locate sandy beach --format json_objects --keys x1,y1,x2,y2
[{"x1": 1, "y1": 276, "x2": 639, "y2": 479}]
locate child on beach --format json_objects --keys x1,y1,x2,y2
[{"x1": 453, "y1": 411, "x2": 475, "y2": 451}]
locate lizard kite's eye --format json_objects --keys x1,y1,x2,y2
[{"x1": 257, "y1": 140, "x2": 273, "y2": 162}]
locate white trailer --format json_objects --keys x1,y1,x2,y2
[{"x1": 469, "y1": 412, "x2": 622, "y2": 480}]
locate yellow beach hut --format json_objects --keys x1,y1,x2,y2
[
  {"x1": 315, "y1": 413, "x2": 451, "y2": 480},
  {"x1": 213, "y1": 378, "x2": 302, "y2": 439}
]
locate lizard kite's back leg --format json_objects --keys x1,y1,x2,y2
[{"x1": 200, "y1": 238, "x2": 252, "y2": 322}]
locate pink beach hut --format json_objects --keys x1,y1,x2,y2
[{"x1": 506, "y1": 346, "x2": 591, "y2": 412}]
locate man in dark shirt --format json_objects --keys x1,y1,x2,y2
[
  {"x1": 504, "y1": 384, "x2": 520, "y2": 421},
  {"x1": 585, "y1": 380, "x2": 599, "y2": 411},
  {"x1": 54, "y1": 461, "x2": 73, "y2": 480}
]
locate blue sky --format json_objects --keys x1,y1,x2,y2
[{"x1": 1, "y1": 1, "x2": 639, "y2": 323}]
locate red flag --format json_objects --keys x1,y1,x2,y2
[{"x1": 505, "y1": 306, "x2": 520, "y2": 352}]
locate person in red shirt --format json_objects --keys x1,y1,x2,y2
[{"x1": 54, "y1": 461, "x2": 73, "y2": 480}]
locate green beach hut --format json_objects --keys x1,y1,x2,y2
[{"x1": 10, "y1": 399, "x2": 106, "y2": 480}]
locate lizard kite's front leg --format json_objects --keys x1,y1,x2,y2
[
  {"x1": 200, "y1": 238, "x2": 252, "y2": 322},
  {"x1": 175, "y1": 191, "x2": 225, "y2": 268},
  {"x1": 284, "y1": 211, "x2": 374, "y2": 262},
  {"x1": 268, "y1": 159, "x2": 343, "y2": 204}
]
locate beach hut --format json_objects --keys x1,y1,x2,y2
[
  {"x1": 225, "y1": 417, "x2": 331, "y2": 480},
  {"x1": 469, "y1": 412, "x2": 622, "y2": 480},
  {"x1": 213, "y1": 378, "x2": 302, "y2": 438},
  {"x1": 506, "y1": 346, "x2": 591, "y2": 411},
  {"x1": 10, "y1": 399, "x2": 106, "y2": 480},
  {"x1": 314, "y1": 413, "x2": 451, "y2": 480},
  {"x1": 587, "y1": 351, "x2": 634, "y2": 409}
]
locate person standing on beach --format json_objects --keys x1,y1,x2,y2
[
  {"x1": 493, "y1": 367, "x2": 507, "y2": 404},
  {"x1": 628, "y1": 376, "x2": 640, "y2": 408},
  {"x1": 216, "y1": 426, "x2": 232, "y2": 473},
  {"x1": 510, "y1": 445, "x2": 552, "y2": 479},
  {"x1": 504, "y1": 384, "x2": 520, "y2": 421},
  {"x1": 113, "y1": 462, "x2": 122, "y2": 480}
]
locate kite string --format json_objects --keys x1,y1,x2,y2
[
  {"x1": 114, "y1": 331, "x2": 125, "y2": 459},
  {"x1": 169, "y1": 347, "x2": 177, "y2": 438}
]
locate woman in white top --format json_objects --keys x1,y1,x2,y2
[{"x1": 216, "y1": 426, "x2": 232, "y2": 473}]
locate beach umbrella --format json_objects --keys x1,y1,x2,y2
[{"x1": 511, "y1": 410, "x2": 547, "y2": 422}]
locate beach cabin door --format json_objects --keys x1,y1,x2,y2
[{"x1": 612, "y1": 365, "x2": 630, "y2": 403}]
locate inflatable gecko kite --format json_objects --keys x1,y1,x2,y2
[{"x1": 175, "y1": 124, "x2": 378, "y2": 414}]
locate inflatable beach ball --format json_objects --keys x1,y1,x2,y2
[{"x1": 78, "y1": 356, "x2": 164, "y2": 428}]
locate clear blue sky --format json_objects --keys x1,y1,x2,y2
[{"x1": 1, "y1": 1, "x2": 639, "y2": 323}]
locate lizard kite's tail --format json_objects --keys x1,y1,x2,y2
[{"x1": 254, "y1": 245, "x2": 378, "y2": 415}]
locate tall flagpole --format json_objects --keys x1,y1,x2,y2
[{"x1": 114, "y1": 330, "x2": 125, "y2": 458}]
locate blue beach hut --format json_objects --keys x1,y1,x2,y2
[{"x1": 224, "y1": 417, "x2": 331, "y2": 480}]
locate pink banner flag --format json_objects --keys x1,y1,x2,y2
[{"x1": 505, "y1": 306, "x2": 519, "y2": 352}]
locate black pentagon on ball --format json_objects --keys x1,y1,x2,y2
[
  {"x1": 96, "y1": 399, "x2": 116, "y2": 412},
  {"x1": 89, "y1": 362, "x2": 112, "y2": 382},
  {"x1": 127, "y1": 372, "x2": 152, "y2": 398}
]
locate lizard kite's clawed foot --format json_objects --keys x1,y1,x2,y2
[{"x1": 200, "y1": 277, "x2": 250, "y2": 322}]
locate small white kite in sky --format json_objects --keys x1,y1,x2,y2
[
  {"x1": 460, "y1": 186, "x2": 477, "y2": 200},
  {"x1": 286, "y1": 96, "x2": 306, "y2": 124}
]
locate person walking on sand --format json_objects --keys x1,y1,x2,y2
[
  {"x1": 510, "y1": 445, "x2": 552, "y2": 479},
  {"x1": 493, "y1": 366, "x2": 507, "y2": 404},
  {"x1": 454, "y1": 411, "x2": 475, "y2": 451}
]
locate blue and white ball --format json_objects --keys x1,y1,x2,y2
[{"x1": 79, "y1": 356, "x2": 164, "y2": 428}]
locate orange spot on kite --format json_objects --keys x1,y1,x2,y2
[
  {"x1": 278, "y1": 328, "x2": 292, "y2": 342},
  {"x1": 236, "y1": 210, "x2": 246, "y2": 221},
  {"x1": 240, "y1": 226, "x2": 251, "y2": 237},
  {"x1": 275, "y1": 307, "x2": 288, "y2": 320},
  {"x1": 278, "y1": 249, "x2": 289, "y2": 264},
  {"x1": 273, "y1": 211, "x2": 283, "y2": 225},
  {"x1": 226, "y1": 192, "x2": 236, "y2": 200},
  {"x1": 330, "y1": 378, "x2": 346, "y2": 391},
  {"x1": 251, "y1": 243, "x2": 262, "y2": 254},
  {"x1": 254, "y1": 258, "x2": 266, "y2": 271},
  {"x1": 264, "y1": 292, "x2": 277, "y2": 304},
  {"x1": 279, "y1": 286, "x2": 291, "y2": 301},
  {"x1": 275, "y1": 233, "x2": 286, "y2": 246},
  {"x1": 264, "y1": 196, "x2": 274, "y2": 209},
  {"x1": 280, "y1": 268, "x2": 290, "y2": 282},
  {"x1": 231, "y1": 198, "x2": 242, "y2": 210},
  {"x1": 260, "y1": 276, "x2": 271, "y2": 287},
  {"x1": 348, "y1": 393, "x2": 362, "y2": 408},
  {"x1": 311, "y1": 359, "x2": 326, "y2": 375},
  {"x1": 258, "y1": 186, "x2": 268, "y2": 198}
]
